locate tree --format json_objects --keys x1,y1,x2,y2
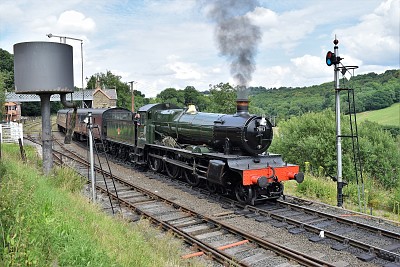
[
  {"x1": 132, "y1": 90, "x2": 149, "y2": 111},
  {"x1": 86, "y1": 71, "x2": 152, "y2": 111},
  {"x1": 183, "y1": 86, "x2": 200, "y2": 105},
  {"x1": 0, "y1": 49, "x2": 14, "y2": 92},
  {"x1": 270, "y1": 110, "x2": 400, "y2": 189},
  {"x1": 205, "y1": 83, "x2": 236, "y2": 114},
  {"x1": 21, "y1": 102, "x2": 41, "y2": 116},
  {"x1": 0, "y1": 49, "x2": 13, "y2": 72},
  {"x1": 0, "y1": 49, "x2": 15, "y2": 119},
  {"x1": 0, "y1": 72, "x2": 6, "y2": 119},
  {"x1": 156, "y1": 88, "x2": 185, "y2": 107}
]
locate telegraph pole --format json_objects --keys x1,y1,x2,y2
[{"x1": 128, "y1": 81, "x2": 137, "y2": 112}]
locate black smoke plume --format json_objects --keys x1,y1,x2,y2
[{"x1": 206, "y1": 0, "x2": 261, "y2": 99}]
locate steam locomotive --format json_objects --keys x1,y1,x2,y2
[{"x1": 57, "y1": 100, "x2": 304, "y2": 205}]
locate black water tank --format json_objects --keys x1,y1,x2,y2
[{"x1": 14, "y1": 41, "x2": 74, "y2": 94}]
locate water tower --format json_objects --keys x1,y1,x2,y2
[{"x1": 14, "y1": 41, "x2": 77, "y2": 174}]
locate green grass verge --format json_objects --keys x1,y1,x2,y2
[
  {"x1": 0, "y1": 144, "x2": 204, "y2": 267},
  {"x1": 284, "y1": 173, "x2": 400, "y2": 221},
  {"x1": 356, "y1": 103, "x2": 400, "y2": 126}
]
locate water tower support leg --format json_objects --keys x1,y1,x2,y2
[{"x1": 40, "y1": 94, "x2": 53, "y2": 175}]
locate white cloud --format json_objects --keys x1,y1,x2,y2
[
  {"x1": 56, "y1": 10, "x2": 96, "y2": 33},
  {"x1": 166, "y1": 61, "x2": 203, "y2": 80},
  {"x1": 252, "y1": 65, "x2": 291, "y2": 88},
  {"x1": 249, "y1": 6, "x2": 321, "y2": 52},
  {"x1": 0, "y1": 2, "x2": 23, "y2": 21},
  {"x1": 253, "y1": 54, "x2": 332, "y2": 88},
  {"x1": 212, "y1": 67, "x2": 221, "y2": 73},
  {"x1": 335, "y1": 0, "x2": 399, "y2": 66}
]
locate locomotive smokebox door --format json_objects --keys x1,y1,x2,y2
[{"x1": 207, "y1": 160, "x2": 226, "y2": 185}]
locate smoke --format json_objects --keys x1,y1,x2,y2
[{"x1": 205, "y1": 0, "x2": 261, "y2": 99}]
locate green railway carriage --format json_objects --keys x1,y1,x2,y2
[
  {"x1": 57, "y1": 107, "x2": 134, "y2": 143},
  {"x1": 103, "y1": 112, "x2": 135, "y2": 144}
]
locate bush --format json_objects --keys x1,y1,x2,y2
[
  {"x1": 388, "y1": 186, "x2": 400, "y2": 216},
  {"x1": 296, "y1": 175, "x2": 336, "y2": 205},
  {"x1": 357, "y1": 121, "x2": 400, "y2": 188},
  {"x1": 383, "y1": 125, "x2": 400, "y2": 137},
  {"x1": 271, "y1": 110, "x2": 400, "y2": 189}
]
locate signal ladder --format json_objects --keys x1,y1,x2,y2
[
  {"x1": 337, "y1": 66, "x2": 366, "y2": 213},
  {"x1": 86, "y1": 124, "x2": 121, "y2": 214}
]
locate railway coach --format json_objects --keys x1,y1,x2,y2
[{"x1": 56, "y1": 107, "x2": 134, "y2": 141}]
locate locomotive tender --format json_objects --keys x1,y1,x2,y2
[{"x1": 57, "y1": 101, "x2": 304, "y2": 205}]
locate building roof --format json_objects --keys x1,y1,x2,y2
[
  {"x1": 4, "y1": 102, "x2": 19, "y2": 106},
  {"x1": 5, "y1": 88, "x2": 118, "y2": 102}
]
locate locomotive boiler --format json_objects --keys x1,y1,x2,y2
[{"x1": 151, "y1": 102, "x2": 273, "y2": 156}]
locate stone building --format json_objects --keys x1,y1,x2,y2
[{"x1": 92, "y1": 88, "x2": 117, "y2": 108}]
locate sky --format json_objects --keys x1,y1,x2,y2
[{"x1": 0, "y1": 0, "x2": 399, "y2": 97}]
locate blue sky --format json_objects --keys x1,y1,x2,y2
[{"x1": 0, "y1": 0, "x2": 398, "y2": 97}]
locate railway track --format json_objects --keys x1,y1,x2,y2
[
  {"x1": 147, "y1": 172, "x2": 400, "y2": 266},
  {"x1": 26, "y1": 133, "x2": 335, "y2": 266},
  {"x1": 24, "y1": 134, "x2": 400, "y2": 266},
  {"x1": 119, "y1": 162, "x2": 400, "y2": 266},
  {"x1": 238, "y1": 200, "x2": 400, "y2": 264}
]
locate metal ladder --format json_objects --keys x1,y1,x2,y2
[
  {"x1": 87, "y1": 124, "x2": 121, "y2": 214},
  {"x1": 338, "y1": 67, "x2": 366, "y2": 213}
]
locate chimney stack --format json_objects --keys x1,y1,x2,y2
[
  {"x1": 236, "y1": 85, "x2": 249, "y2": 115},
  {"x1": 236, "y1": 99, "x2": 249, "y2": 115}
]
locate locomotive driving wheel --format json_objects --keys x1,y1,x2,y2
[
  {"x1": 164, "y1": 152, "x2": 180, "y2": 179},
  {"x1": 165, "y1": 158, "x2": 180, "y2": 179},
  {"x1": 183, "y1": 170, "x2": 200, "y2": 186},
  {"x1": 235, "y1": 183, "x2": 257, "y2": 205},
  {"x1": 148, "y1": 155, "x2": 162, "y2": 172}
]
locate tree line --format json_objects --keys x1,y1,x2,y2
[
  {"x1": 1, "y1": 48, "x2": 399, "y2": 190},
  {"x1": 1, "y1": 47, "x2": 398, "y2": 123}
]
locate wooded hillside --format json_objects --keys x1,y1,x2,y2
[{"x1": 248, "y1": 69, "x2": 400, "y2": 122}]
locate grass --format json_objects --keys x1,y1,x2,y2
[
  {"x1": 356, "y1": 103, "x2": 400, "y2": 126},
  {"x1": 0, "y1": 144, "x2": 204, "y2": 267}
]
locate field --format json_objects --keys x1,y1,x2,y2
[{"x1": 356, "y1": 103, "x2": 399, "y2": 126}]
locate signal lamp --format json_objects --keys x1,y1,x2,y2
[{"x1": 326, "y1": 51, "x2": 336, "y2": 66}]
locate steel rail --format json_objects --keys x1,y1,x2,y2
[
  {"x1": 276, "y1": 199, "x2": 400, "y2": 240},
  {"x1": 246, "y1": 204, "x2": 400, "y2": 262}
]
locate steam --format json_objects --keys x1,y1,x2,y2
[{"x1": 206, "y1": 0, "x2": 261, "y2": 99}]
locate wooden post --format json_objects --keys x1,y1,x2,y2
[{"x1": 18, "y1": 138, "x2": 26, "y2": 162}]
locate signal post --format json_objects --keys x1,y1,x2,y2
[{"x1": 326, "y1": 38, "x2": 344, "y2": 207}]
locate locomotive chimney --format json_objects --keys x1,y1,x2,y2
[{"x1": 236, "y1": 85, "x2": 249, "y2": 115}]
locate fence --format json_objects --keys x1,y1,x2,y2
[{"x1": 0, "y1": 122, "x2": 24, "y2": 145}]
